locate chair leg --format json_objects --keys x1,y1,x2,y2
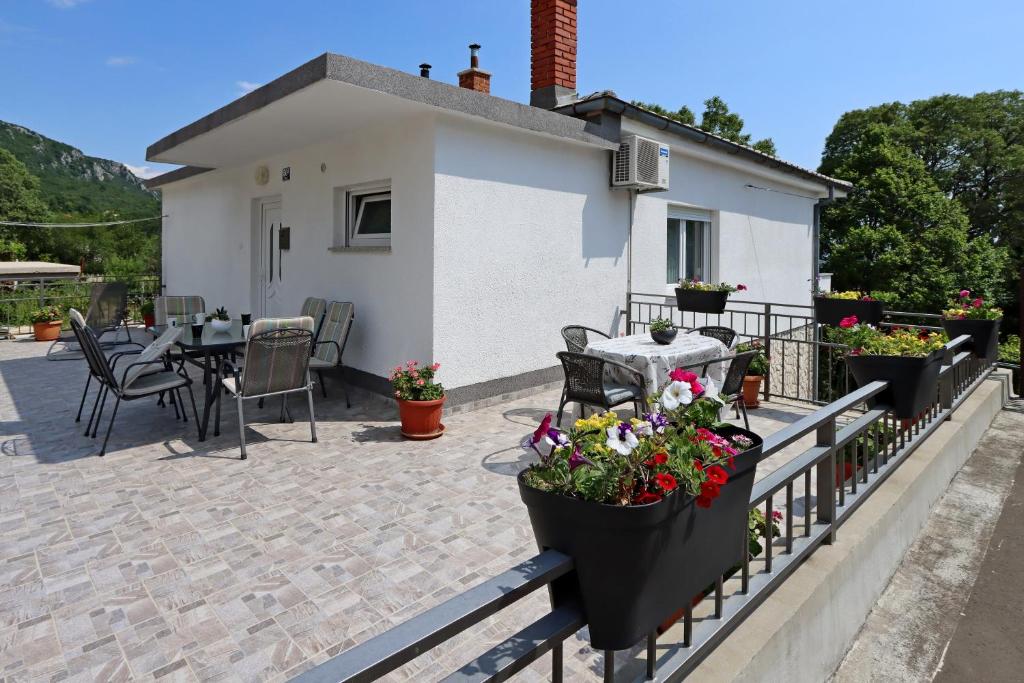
[
  {"x1": 740, "y1": 400, "x2": 750, "y2": 431},
  {"x1": 76, "y1": 374, "x2": 92, "y2": 423},
  {"x1": 307, "y1": 383, "x2": 318, "y2": 444},
  {"x1": 341, "y1": 378, "x2": 351, "y2": 409},
  {"x1": 170, "y1": 389, "x2": 180, "y2": 420},
  {"x1": 175, "y1": 389, "x2": 188, "y2": 423},
  {"x1": 236, "y1": 393, "x2": 247, "y2": 460},
  {"x1": 85, "y1": 384, "x2": 103, "y2": 435},
  {"x1": 556, "y1": 399, "x2": 570, "y2": 428},
  {"x1": 317, "y1": 370, "x2": 327, "y2": 399},
  {"x1": 99, "y1": 396, "x2": 122, "y2": 456},
  {"x1": 91, "y1": 387, "x2": 109, "y2": 438},
  {"x1": 186, "y1": 383, "x2": 200, "y2": 429}
]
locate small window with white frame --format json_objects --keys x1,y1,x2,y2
[
  {"x1": 666, "y1": 207, "x2": 712, "y2": 284},
  {"x1": 338, "y1": 181, "x2": 391, "y2": 248}
]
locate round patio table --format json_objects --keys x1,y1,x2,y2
[{"x1": 584, "y1": 331, "x2": 730, "y2": 396}]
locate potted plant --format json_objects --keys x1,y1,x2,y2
[
  {"x1": 390, "y1": 360, "x2": 445, "y2": 439},
  {"x1": 736, "y1": 341, "x2": 769, "y2": 408},
  {"x1": 30, "y1": 305, "x2": 63, "y2": 342},
  {"x1": 833, "y1": 316, "x2": 947, "y2": 419},
  {"x1": 941, "y1": 289, "x2": 1002, "y2": 363},
  {"x1": 674, "y1": 280, "x2": 746, "y2": 314},
  {"x1": 518, "y1": 370, "x2": 762, "y2": 651},
  {"x1": 648, "y1": 316, "x2": 677, "y2": 345},
  {"x1": 813, "y1": 291, "x2": 893, "y2": 327},
  {"x1": 209, "y1": 306, "x2": 232, "y2": 333},
  {"x1": 141, "y1": 300, "x2": 156, "y2": 328}
]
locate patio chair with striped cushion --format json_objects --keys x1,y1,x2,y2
[
  {"x1": 221, "y1": 316, "x2": 317, "y2": 459},
  {"x1": 154, "y1": 295, "x2": 206, "y2": 326},
  {"x1": 300, "y1": 297, "x2": 328, "y2": 341},
  {"x1": 309, "y1": 301, "x2": 354, "y2": 407}
]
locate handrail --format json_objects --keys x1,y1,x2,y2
[{"x1": 295, "y1": 335, "x2": 995, "y2": 683}]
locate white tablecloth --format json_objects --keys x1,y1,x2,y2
[{"x1": 585, "y1": 331, "x2": 730, "y2": 395}]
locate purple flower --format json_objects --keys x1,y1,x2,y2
[
  {"x1": 568, "y1": 447, "x2": 593, "y2": 471},
  {"x1": 643, "y1": 412, "x2": 669, "y2": 434}
]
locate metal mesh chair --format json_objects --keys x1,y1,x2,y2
[
  {"x1": 696, "y1": 325, "x2": 738, "y2": 349},
  {"x1": 698, "y1": 350, "x2": 758, "y2": 430},
  {"x1": 560, "y1": 325, "x2": 611, "y2": 354},
  {"x1": 300, "y1": 297, "x2": 328, "y2": 341},
  {"x1": 72, "y1": 317, "x2": 195, "y2": 456},
  {"x1": 309, "y1": 301, "x2": 354, "y2": 406},
  {"x1": 154, "y1": 295, "x2": 206, "y2": 326},
  {"x1": 47, "y1": 282, "x2": 133, "y2": 360},
  {"x1": 222, "y1": 318, "x2": 317, "y2": 460},
  {"x1": 555, "y1": 351, "x2": 647, "y2": 427}
]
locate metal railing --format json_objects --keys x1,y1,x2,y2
[
  {"x1": 293, "y1": 335, "x2": 993, "y2": 683},
  {"x1": 0, "y1": 273, "x2": 162, "y2": 332}
]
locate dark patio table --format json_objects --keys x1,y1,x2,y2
[{"x1": 148, "y1": 321, "x2": 246, "y2": 441}]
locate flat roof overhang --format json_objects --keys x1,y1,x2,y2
[{"x1": 146, "y1": 52, "x2": 617, "y2": 171}]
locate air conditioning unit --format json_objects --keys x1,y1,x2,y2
[{"x1": 612, "y1": 134, "x2": 670, "y2": 191}]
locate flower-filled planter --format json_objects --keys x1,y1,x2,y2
[
  {"x1": 813, "y1": 291, "x2": 889, "y2": 327},
  {"x1": 674, "y1": 280, "x2": 746, "y2": 314},
  {"x1": 390, "y1": 360, "x2": 445, "y2": 439},
  {"x1": 518, "y1": 371, "x2": 762, "y2": 651},
  {"x1": 30, "y1": 305, "x2": 63, "y2": 342},
  {"x1": 941, "y1": 289, "x2": 1002, "y2": 363},
  {"x1": 648, "y1": 317, "x2": 677, "y2": 345},
  {"x1": 835, "y1": 318, "x2": 947, "y2": 419}
]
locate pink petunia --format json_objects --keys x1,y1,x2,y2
[
  {"x1": 972, "y1": 298, "x2": 983, "y2": 308},
  {"x1": 959, "y1": 289, "x2": 970, "y2": 298},
  {"x1": 737, "y1": 284, "x2": 747, "y2": 291}
]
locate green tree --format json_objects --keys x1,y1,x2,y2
[
  {"x1": 0, "y1": 147, "x2": 48, "y2": 260},
  {"x1": 631, "y1": 97, "x2": 776, "y2": 155}
]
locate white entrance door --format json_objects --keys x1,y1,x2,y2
[{"x1": 253, "y1": 197, "x2": 281, "y2": 319}]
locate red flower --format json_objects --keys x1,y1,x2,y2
[
  {"x1": 737, "y1": 284, "x2": 748, "y2": 291},
  {"x1": 839, "y1": 315, "x2": 858, "y2": 329},
  {"x1": 700, "y1": 480, "x2": 721, "y2": 498},
  {"x1": 654, "y1": 473, "x2": 678, "y2": 492},
  {"x1": 706, "y1": 465, "x2": 728, "y2": 485},
  {"x1": 696, "y1": 494, "x2": 713, "y2": 508},
  {"x1": 645, "y1": 452, "x2": 668, "y2": 467},
  {"x1": 695, "y1": 428, "x2": 715, "y2": 442},
  {"x1": 669, "y1": 368, "x2": 699, "y2": 383},
  {"x1": 972, "y1": 298, "x2": 984, "y2": 309},
  {"x1": 634, "y1": 491, "x2": 662, "y2": 505}
]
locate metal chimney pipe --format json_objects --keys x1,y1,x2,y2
[
  {"x1": 419, "y1": 63, "x2": 431, "y2": 78},
  {"x1": 469, "y1": 44, "x2": 480, "y2": 69}
]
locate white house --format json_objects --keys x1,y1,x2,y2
[{"x1": 145, "y1": 0, "x2": 850, "y2": 405}]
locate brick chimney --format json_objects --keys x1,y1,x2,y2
[
  {"x1": 458, "y1": 44, "x2": 491, "y2": 93},
  {"x1": 530, "y1": 0, "x2": 577, "y2": 108}
]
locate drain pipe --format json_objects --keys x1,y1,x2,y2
[
  {"x1": 812, "y1": 183, "x2": 836, "y2": 295},
  {"x1": 626, "y1": 189, "x2": 635, "y2": 334}
]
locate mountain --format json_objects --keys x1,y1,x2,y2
[{"x1": 0, "y1": 121, "x2": 158, "y2": 218}]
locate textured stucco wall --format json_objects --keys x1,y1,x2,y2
[
  {"x1": 160, "y1": 116, "x2": 436, "y2": 380},
  {"x1": 431, "y1": 118, "x2": 628, "y2": 389}
]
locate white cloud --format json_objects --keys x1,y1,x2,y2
[
  {"x1": 236, "y1": 80, "x2": 262, "y2": 96},
  {"x1": 48, "y1": 0, "x2": 91, "y2": 8},
  {"x1": 105, "y1": 56, "x2": 137, "y2": 67},
  {"x1": 125, "y1": 164, "x2": 160, "y2": 180}
]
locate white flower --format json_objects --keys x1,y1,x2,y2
[
  {"x1": 700, "y1": 378, "x2": 724, "y2": 406},
  {"x1": 660, "y1": 380, "x2": 693, "y2": 410},
  {"x1": 605, "y1": 424, "x2": 639, "y2": 455},
  {"x1": 634, "y1": 421, "x2": 654, "y2": 437}
]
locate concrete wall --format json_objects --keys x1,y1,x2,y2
[
  {"x1": 432, "y1": 118, "x2": 628, "y2": 391},
  {"x1": 160, "y1": 116, "x2": 436, "y2": 381}
]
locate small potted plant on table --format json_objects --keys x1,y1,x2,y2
[
  {"x1": 941, "y1": 289, "x2": 1002, "y2": 363},
  {"x1": 674, "y1": 280, "x2": 746, "y2": 314},
  {"x1": 518, "y1": 370, "x2": 762, "y2": 652},
  {"x1": 736, "y1": 340, "x2": 769, "y2": 408},
  {"x1": 813, "y1": 291, "x2": 892, "y2": 327},
  {"x1": 30, "y1": 305, "x2": 63, "y2": 341},
  {"x1": 648, "y1": 316, "x2": 677, "y2": 345},
  {"x1": 209, "y1": 306, "x2": 232, "y2": 333},
  {"x1": 834, "y1": 316, "x2": 947, "y2": 419},
  {"x1": 391, "y1": 360, "x2": 445, "y2": 439}
]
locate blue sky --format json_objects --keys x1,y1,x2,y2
[{"x1": 2, "y1": 0, "x2": 1022, "y2": 179}]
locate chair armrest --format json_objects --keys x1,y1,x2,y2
[
  {"x1": 109, "y1": 349, "x2": 143, "y2": 370},
  {"x1": 313, "y1": 340, "x2": 343, "y2": 365},
  {"x1": 221, "y1": 359, "x2": 242, "y2": 393}
]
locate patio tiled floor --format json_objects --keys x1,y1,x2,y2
[{"x1": 0, "y1": 335, "x2": 817, "y2": 681}]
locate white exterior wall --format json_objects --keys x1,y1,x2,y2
[
  {"x1": 432, "y1": 118, "x2": 628, "y2": 389},
  {"x1": 160, "y1": 116, "x2": 436, "y2": 380},
  {"x1": 624, "y1": 120, "x2": 819, "y2": 312}
]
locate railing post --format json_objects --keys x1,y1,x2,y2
[
  {"x1": 815, "y1": 418, "x2": 837, "y2": 544},
  {"x1": 762, "y1": 303, "x2": 772, "y2": 401},
  {"x1": 939, "y1": 361, "x2": 954, "y2": 416},
  {"x1": 626, "y1": 290, "x2": 633, "y2": 335},
  {"x1": 38, "y1": 277, "x2": 45, "y2": 308}
]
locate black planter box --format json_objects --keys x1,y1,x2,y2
[
  {"x1": 675, "y1": 289, "x2": 729, "y2": 314},
  {"x1": 942, "y1": 318, "x2": 1001, "y2": 363},
  {"x1": 846, "y1": 349, "x2": 944, "y2": 419},
  {"x1": 813, "y1": 296, "x2": 885, "y2": 327},
  {"x1": 518, "y1": 425, "x2": 763, "y2": 651},
  {"x1": 650, "y1": 328, "x2": 678, "y2": 345}
]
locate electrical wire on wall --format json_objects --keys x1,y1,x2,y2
[{"x1": 0, "y1": 216, "x2": 165, "y2": 228}]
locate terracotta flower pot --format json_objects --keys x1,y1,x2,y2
[
  {"x1": 143, "y1": 313, "x2": 156, "y2": 328},
  {"x1": 33, "y1": 320, "x2": 62, "y2": 342},
  {"x1": 742, "y1": 375, "x2": 763, "y2": 408},
  {"x1": 397, "y1": 396, "x2": 446, "y2": 439}
]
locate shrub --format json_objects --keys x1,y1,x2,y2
[{"x1": 29, "y1": 305, "x2": 62, "y2": 324}]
